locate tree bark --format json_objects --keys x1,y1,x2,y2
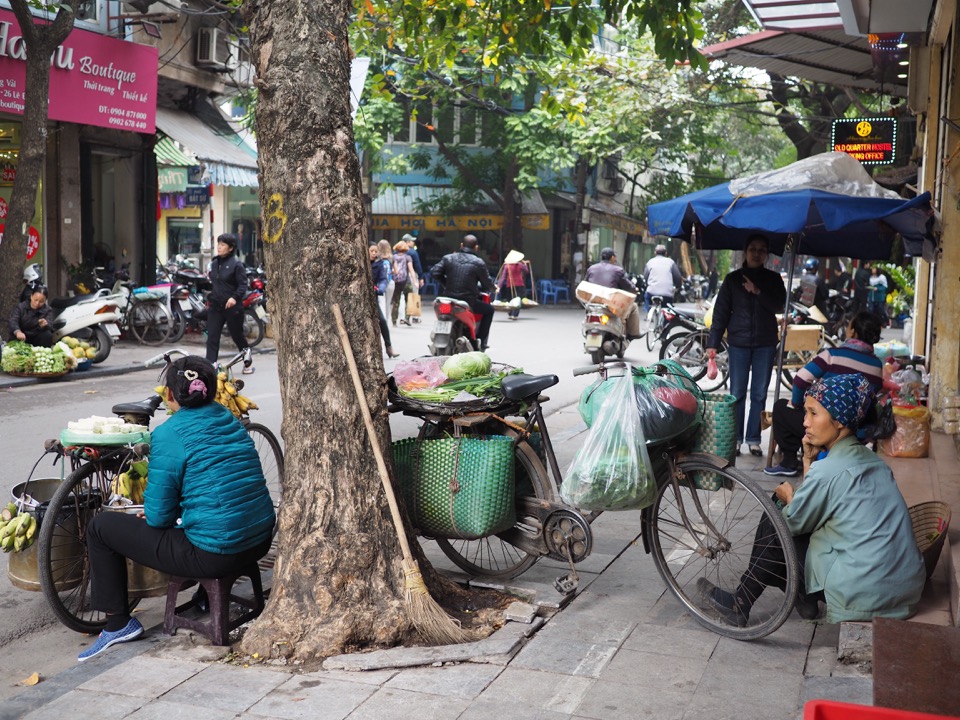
[
  {"x1": 0, "y1": 3, "x2": 75, "y2": 327},
  {"x1": 242, "y1": 0, "x2": 417, "y2": 659}
]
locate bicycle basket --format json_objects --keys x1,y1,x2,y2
[
  {"x1": 391, "y1": 435, "x2": 516, "y2": 539},
  {"x1": 689, "y1": 393, "x2": 738, "y2": 491},
  {"x1": 387, "y1": 358, "x2": 520, "y2": 416}
]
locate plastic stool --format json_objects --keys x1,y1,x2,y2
[{"x1": 163, "y1": 563, "x2": 265, "y2": 646}]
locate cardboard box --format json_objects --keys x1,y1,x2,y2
[
  {"x1": 782, "y1": 324, "x2": 823, "y2": 353},
  {"x1": 575, "y1": 281, "x2": 637, "y2": 318}
]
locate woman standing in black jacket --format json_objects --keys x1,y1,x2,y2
[
  {"x1": 707, "y1": 235, "x2": 786, "y2": 456},
  {"x1": 205, "y1": 233, "x2": 254, "y2": 373}
]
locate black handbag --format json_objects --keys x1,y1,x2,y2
[{"x1": 860, "y1": 395, "x2": 897, "y2": 442}]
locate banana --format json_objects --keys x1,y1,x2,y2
[
  {"x1": 234, "y1": 395, "x2": 250, "y2": 413},
  {"x1": 14, "y1": 513, "x2": 29, "y2": 537},
  {"x1": 6, "y1": 502, "x2": 18, "y2": 515},
  {"x1": 1, "y1": 508, "x2": 12, "y2": 523},
  {"x1": 0, "y1": 521, "x2": 15, "y2": 540},
  {"x1": 24, "y1": 516, "x2": 36, "y2": 541},
  {"x1": 225, "y1": 381, "x2": 237, "y2": 396},
  {"x1": 1, "y1": 534, "x2": 14, "y2": 551},
  {"x1": 14, "y1": 535, "x2": 25, "y2": 552},
  {"x1": 154, "y1": 385, "x2": 166, "y2": 396}
]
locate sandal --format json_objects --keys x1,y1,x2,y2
[{"x1": 748, "y1": 444, "x2": 763, "y2": 457}]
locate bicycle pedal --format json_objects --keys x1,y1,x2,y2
[{"x1": 554, "y1": 574, "x2": 578, "y2": 595}]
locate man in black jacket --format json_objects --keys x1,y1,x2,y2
[
  {"x1": 431, "y1": 235, "x2": 496, "y2": 350},
  {"x1": 206, "y1": 233, "x2": 253, "y2": 373}
]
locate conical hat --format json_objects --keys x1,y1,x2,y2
[{"x1": 504, "y1": 249, "x2": 525, "y2": 264}]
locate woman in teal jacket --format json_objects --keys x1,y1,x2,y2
[
  {"x1": 80, "y1": 355, "x2": 275, "y2": 662},
  {"x1": 700, "y1": 373, "x2": 925, "y2": 626}
]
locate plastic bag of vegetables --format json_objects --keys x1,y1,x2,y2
[{"x1": 561, "y1": 368, "x2": 656, "y2": 511}]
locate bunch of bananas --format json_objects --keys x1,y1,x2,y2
[
  {"x1": 215, "y1": 371, "x2": 259, "y2": 418},
  {"x1": 0, "y1": 502, "x2": 37, "y2": 553},
  {"x1": 110, "y1": 460, "x2": 149, "y2": 505}
]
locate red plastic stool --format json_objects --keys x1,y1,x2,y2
[{"x1": 163, "y1": 563, "x2": 265, "y2": 646}]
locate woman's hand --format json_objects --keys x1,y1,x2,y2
[
  {"x1": 801, "y1": 438, "x2": 821, "y2": 460},
  {"x1": 14, "y1": 330, "x2": 25, "y2": 341},
  {"x1": 706, "y1": 347, "x2": 716, "y2": 359},
  {"x1": 775, "y1": 482, "x2": 794, "y2": 505},
  {"x1": 742, "y1": 276, "x2": 759, "y2": 295}
]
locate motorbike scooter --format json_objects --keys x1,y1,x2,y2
[
  {"x1": 428, "y1": 292, "x2": 490, "y2": 356},
  {"x1": 20, "y1": 264, "x2": 120, "y2": 363},
  {"x1": 581, "y1": 301, "x2": 629, "y2": 365}
]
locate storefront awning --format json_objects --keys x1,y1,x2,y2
[
  {"x1": 371, "y1": 185, "x2": 550, "y2": 231},
  {"x1": 155, "y1": 106, "x2": 258, "y2": 188},
  {"x1": 154, "y1": 136, "x2": 196, "y2": 193}
]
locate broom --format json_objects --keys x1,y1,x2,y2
[{"x1": 332, "y1": 304, "x2": 469, "y2": 645}]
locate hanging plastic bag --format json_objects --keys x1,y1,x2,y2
[
  {"x1": 561, "y1": 370, "x2": 656, "y2": 511},
  {"x1": 878, "y1": 405, "x2": 930, "y2": 458}
]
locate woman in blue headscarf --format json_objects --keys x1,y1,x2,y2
[{"x1": 699, "y1": 373, "x2": 926, "y2": 626}]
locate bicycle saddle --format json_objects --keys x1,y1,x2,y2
[
  {"x1": 111, "y1": 395, "x2": 164, "y2": 417},
  {"x1": 501, "y1": 373, "x2": 559, "y2": 400}
]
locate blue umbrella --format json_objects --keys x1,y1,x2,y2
[{"x1": 647, "y1": 155, "x2": 937, "y2": 260}]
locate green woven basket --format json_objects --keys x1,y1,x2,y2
[
  {"x1": 392, "y1": 436, "x2": 516, "y2": 540},
  {"x1": 691, "y1": 392, "x2": 738, "y2": 491}
]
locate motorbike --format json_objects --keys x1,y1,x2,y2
[
  {"x1": 429, "y1": 292, "x2": 491, "y2": 355},
  {"x1": 581, "y1": 301, "x2": 629, "y2": 365},
  {"x1": 21, "y1": 264, "x2": 120, "y2": 363}
]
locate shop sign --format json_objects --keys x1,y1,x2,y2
[
  {"x1": 185, "y1": 185, "x2": 210, "y2": 206},
  {"x1": 0, "y1": 10, "x2": 158, "y2": 133},
  {"x1": 831, "y1": 118, "x2": 897, "y2": 165},
  {"x1": 591, "y1": 210, "x2": 645, "y2": 236},
  {"x1": 372, "y1": 213, "x2": 551, "y2": 231},
  {"x1": 187, "y1": 165, "x2": 206, "y2": 185},
  {"x1": 158, "y1": 166, "x2": 188, "y2": 193}
]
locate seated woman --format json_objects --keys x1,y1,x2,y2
[
  {"x1": 80, "y1": 355, "x2": 276, "y2": 661},
  {"x1": 8, "y1": 286, "x2": 54, "y2": 347},
  {"x1": 765, "y1": 311, "x2": 884, "y2": 477},
  {"x1": 700, "y1": 373, "x2": 926, "y2": 626}
]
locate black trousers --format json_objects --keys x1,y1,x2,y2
[
  {"x1": 772, "y1": 398, "x2": 805, "y2": 469},
  {"x1": 205, "y1": 303, "x2": 248, "y2": 362},
  {"x1": 23, "y1": 328, "x2": 54, "y2": 347},
  {"x1": 87, "y1": 512, "x2": 272, "y2": 615},
  {"x1": 467, "y1": 298, "x2": 495, "y2": 348},
  {"x1": 737, "y1": 509, "x2": 820, "y2": 611},
  {"x1": 377, "y1": 304, "x2": 393, "y2": 349}
]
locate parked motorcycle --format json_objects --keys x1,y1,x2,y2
[
  {"x1": 20, "y1": 264, "x2": 120, "y2": 363},
  {"x1": 428, "y1": 293, "x2": 490, "y2": 355}
]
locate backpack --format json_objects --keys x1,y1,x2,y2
[{"x1": 393, "y1": 254, "x2": 409, "y2": 284}]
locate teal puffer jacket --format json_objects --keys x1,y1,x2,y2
[{"x1": 145, "y1": 402, "x2": 275, "y2": 554}]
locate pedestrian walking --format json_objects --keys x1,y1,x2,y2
[
  {"x1": 401, "y1": 233, "x2": 425, "y2": 323},
  {"x1": 497, "y1": 249, "x2": 530, "y2": 320},
  {"x1": 205, "y1": 233, "x2": 254, "y2": 374},
  {"x1": 391, "y1": 241, "x2": 416, "y2": 326},
  {"x1": 377, "y1": 239, "x2": 395, "y2": 321},
  {"x1": 370, "y1": 244, "x2": 399, "y2": 358}
]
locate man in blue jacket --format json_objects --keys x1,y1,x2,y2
[{"x1": 401, "y1": 233, "x2": 424, "y2": 323}]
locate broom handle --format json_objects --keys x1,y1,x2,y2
[{"x1": 332, "y1": 304, "x2": 416, "y2": 562}]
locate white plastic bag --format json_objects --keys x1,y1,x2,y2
[{"x1": 561, "y1": 370, "x2": 656, "y2": 511}]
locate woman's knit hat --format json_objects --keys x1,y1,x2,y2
[{"x1": 805, "y1": 373, "x2": 874, "y2": 429}]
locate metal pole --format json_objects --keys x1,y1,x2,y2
[{"x1": 767, "y1": 234, "x2": 798, "y2": 466}]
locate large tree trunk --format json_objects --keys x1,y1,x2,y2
[
  {"x1": 242, "y1": 0, "x2": 415, "y2": 659},
  {"x1": 0, "y1": 3, "x2": 75, "y2": 326}
]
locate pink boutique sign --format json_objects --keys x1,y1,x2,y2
[{"x1": 0, "y1": 10, "x2": 158, "y2": 133}]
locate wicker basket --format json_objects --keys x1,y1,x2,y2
[
  {"x1": 690, "y1": 393, "x2": 738, "y2": 491},
  {"x1": 909, "y1": 501, "x2": 952, "y2": 579}
]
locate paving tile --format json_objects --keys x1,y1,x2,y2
[
  {"x1": 694, "y1": 661, "x2": 804, "y2": 709},
  {"x1": 311, "y1": 668, "x2": 400, "y2": 686},
  {"x1": 20, "y1": 688, "x2": 144, "y2": 720},
  {"x1": 682, "y1": 692, "x2": 799, "y2": 720},
  {"x1": 709, "y1": 631, "x2": 811, "y2": 673},
  {"x1": 120, "y1": 699, "x2": 239, "y2": 719},
  {"x1": 510, "y1": 633, "x2": 617, "y2": 678},
  {"x1": 596, "y1": 647, "x2": 704, "y2": 695},
  {"x1": 76, "y1": 656, "x2": 207, "y2": 699},
  {"x1": 341, "y1": 687, "x2": 469, "y2": 720},
  {"x1": 535, "y1": 613, "x2": 637, "y2": 646},
  {"x1": 160, "y1": 663, "x2": 288, "y2": 713},
  {"x1": 572, "y1": 679, "x2": 689, "y2": 720},
  {"x1": 478, "y1": 667, "x2": 595, "y2": 714},
  {"x1": 620, "y1": 621, "x2": 718, "y2": 660},
  {"x1": 384, "y1": 663, "x2": 503, "y2": 699},
  {"x1": 799, "y1": 675, "x2": 873, "y2": 707},
  {"x1": 457, "y1": 698, "x2": 573, "y2": 720},
  {"x1": 244, "y1": 674, "x2": 378, "y2": 720}
]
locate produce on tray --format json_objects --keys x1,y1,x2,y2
[
  {"x1": 2, "y1": 340, "x2": 71, "y2": 374},
  {"x1": 396, "y1": 353, "x2": 522, "y2": 404},
  {"x1": 66, "y1": 416, "x2": 148, "y2": 435},
  {"x1": 61, "y1": 335, "x2": 98, "y2": 360},
  {"x1": 0, "y1": 502, "x2": 37, "y2": 553}
]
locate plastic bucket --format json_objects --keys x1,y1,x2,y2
[
  {"x1": 102, "y1": 504, "x2": 170, "y2": 598},
  {"x1": 8, "y1": 479, "x2": 83, "y2": 593}
]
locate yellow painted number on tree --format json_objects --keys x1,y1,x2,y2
[{"x1": 264, "y1": 193, "x2": 287, "y2": 244}]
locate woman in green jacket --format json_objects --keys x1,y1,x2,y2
[{"x1": 700, "y1": 373, "x2": 925, "y2": 626}]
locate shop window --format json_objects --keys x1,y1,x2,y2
[
  {"x1": 167, "y1": 219, "x2": 203, "y2": 258},
  {"x1": 387, "y1": 100, "x2": 480, "y2": 146}
]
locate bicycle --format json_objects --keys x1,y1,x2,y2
[
  {"x1": 659, "y1": 328, "x2": 731, "y2": 392},
  {"x1": 32, "y1": 349, "x2": 283, "y2": 633},
  {"x1": 389, "y1": 360, "x2": 799, "y2": 640},
  {"x1": 114, "y1": 284, "x2": 175, "y2": 346}
]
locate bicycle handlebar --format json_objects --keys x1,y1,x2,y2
[
  {"x1": 143, "y1": 348, "x2": 190, "y2": 368},
  {"x1": 572, "y1": 364, "x2": 601, "y2": 376}
]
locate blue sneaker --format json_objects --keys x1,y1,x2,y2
[
  {"x1": 763, "y1": 463, "x2": 799, "y2": 477},
  {"x1": 78, "y1": 618, "x2": 144, "y2": 662}
]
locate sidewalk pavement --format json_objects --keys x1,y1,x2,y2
[{"x1": 3, "y1": 332, "x2": 951, "y2": 720}]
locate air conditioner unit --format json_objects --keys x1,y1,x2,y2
[
  {"x1": 608, "y1": 176, "x2": 625, "y2": 193},
  {"x1": 602, "y1": 160, "x2": 620, "y2": 180},
  {"x1": 121, "y1": 0, "x2": 166, "y2": 13},
  {"x1": 197, "y1": 27, "x2": 233, "y2": 69}
]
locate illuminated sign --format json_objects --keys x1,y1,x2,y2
[{"x1": 831, "y1": 118, "x2": 897, "y2": 165}]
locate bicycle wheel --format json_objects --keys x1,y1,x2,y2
[
  {"x1": 245, "y1": 423, "x2": 284, "y2": 512},
  {"x1": 645, "y1": 310, "x2": 661, "y2": 352},
  {"x1": 243, "y1": 308, "x2": 265, "y2": 348},
  {"x1": 435, "y1": 440, "x2": 553, "y2": 579},
  {"x1": 168, "y1": 304, "x2": 187, "y2": 343},
  {"x1": 37, "y1": 458, "x2": 128, "y2": 633},
  {"x1": 660, "y1": 330, "x2": 730, "y2": 392},
  {"x1": 129, "y1": 300, "x2": 173, "y2": 346},
  {"x1": 780, "y1": 333, "x2": 837, "y2": 390},
  {"x1": 646, "y1": 457, "x2": 798, "y2": 640}
]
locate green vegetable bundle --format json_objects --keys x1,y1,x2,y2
[
  {"x1": 399, "y1": 368, "x2": 522, "y2": 404},
  {"x1": 1, "y1": 341, "x2": 67, "y2": 374},
  {"x1": 441, "y1": 352, "x2": 492, "y2": 381}
]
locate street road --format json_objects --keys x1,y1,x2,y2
[{"x1": 0, "y1": 305, "x2": 671, "y2": 696}]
